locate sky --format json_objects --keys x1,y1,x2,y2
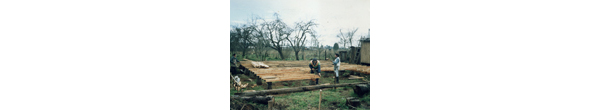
[{"x1": 230, "y1": 0, "x2": 370, "y2": 48}]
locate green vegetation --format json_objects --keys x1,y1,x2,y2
[
  {"x1": 230, "y1": 72, "x2": 370, "y2": 109},
  {"x1": 230, "y1": 54, "x2": 369, "y2": 109},
  {"x1": 334, "y1": 43, "x2": 339, "y2": 52},
  {"x1": 276, "y1": 88, "x2": 353, "y2": 110}
]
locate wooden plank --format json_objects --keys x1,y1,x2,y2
[
  {"x1": 264, "y1": 75, "x2": 320, "y2": 82},
  {"x1": 258, "y1": 73, "x2": 317, "y2": 79},
  {"x1": 236, "y1": 82, "x2": 369, "y2": 96},
  {"x1": 260, "y1": 74, "x2": 320, "y2": 82}
]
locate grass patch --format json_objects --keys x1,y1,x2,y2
[
  {"x1": 301, "y1": 81, "x2": 309, "y2": 85},
  {"x1": 229, "y1": 55, "x2": 370, "y2": 109},
  {"x1": 251, "y1": 85, "x2": 264, "y2": 91},
  {"x1": 282, "y1": 82, "x2": 289, "y2": 86},
  {"x1": 231, "y1": 78, "x2": 370, "y2": 109},
  {"x1": 360, "y1": 93, "x2": 370, "y2": 103},
  {"x1": 230, "y1": 88, "x2": 237, "y2": 96},
  {"x1": 274, "y1": 87, "x2": 357, "y2": 110}
]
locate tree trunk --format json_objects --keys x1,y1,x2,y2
[
  {"x1": 294, "y1": 51, "x2": 300, "y2": 60},
  {"x1": 230, "y1": 95, "x2": 273, "y2": 104},
  {"x1": 235, "y1": 82, "x2": 369, "y2": 96},
  {"x1": 263, "y1": 52, "x2": 268, "y2": 61},
  {"x1": 324, "y1": 50, "x2": 327, "y2": 60},
  {"x1": 277, "y1": 48, "x2": 285, "y2": 60},
  {"x1": 242, "y1": 48, "x2": 247, "y2": 58},
  {"x1": 302, "y1": 50, "x2": 305, "y2": 60}
]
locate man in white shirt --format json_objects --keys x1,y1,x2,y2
[{"x1": 332, "y1": 54, "x2": 340, "y2": 83}]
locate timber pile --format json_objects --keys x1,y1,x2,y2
[
  {"x1": 250, "y1": 61, "x2": 269, "y2": 68},
  {"x1": 321, "y1": 64, "x2": 370, "y2": 74},
  {"x1": 239, "y1": 61, "x2": 320, "y2": 82},
  {"x1": 236, "y1": 82, "x2": 369, "y2": 96}
]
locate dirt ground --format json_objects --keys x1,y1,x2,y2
[{"x1": 231, "y1": 71, "x2": 370, "y2": 110}]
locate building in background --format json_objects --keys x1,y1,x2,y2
[{"x1": 360, "y1": 38, "x2": 369, "y2": 65}]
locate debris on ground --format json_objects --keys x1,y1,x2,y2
[
  {"x1": 348, "y1": 75, "x2": 364, "y2": 79},
  {"x1": 231, "y1": 74, "x2": 248, "y2": 91},
  {"x1": 250, "y1": 61, "x2": 269, "y2": 68}
]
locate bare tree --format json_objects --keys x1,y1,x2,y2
[
  {"x1": 286, "y1": 20, "x2": 317, "y2": 60},
  {"x1": 230, "y1": 29, "x2": 239, "y2": 52},
  {"x1": 336, "y1": 28, "x2": 359, "y2": 48},
  {"x1": 231, "y1": 24, "x2": 256, "y2": 58},
  {"x1": 310, "y1": 34, "x2": 320, "y2": 58},
  {"x1": 249, "y1": 16, "x2": 271, "y2": 61},
  {"x1": 253, "y1": 36, "x2": 270, "y2": 61},
  {"x1": 261, "y1": 13, "x2": 292, "y2": 60}
]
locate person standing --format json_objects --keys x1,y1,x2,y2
[
  {"x1": 230, "y1": 54, "x2": 241, "y2": 75},
  {"x1": 332, "y1": 54, "x2": 340, "y2": 83}
]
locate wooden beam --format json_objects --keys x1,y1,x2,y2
[
  {"x1": 264, "y1": 75, "x2": 320, "y2": 82},
  {"x1": 236, "y1": 82, "x2": 369, "y2": 96},
  {"x1": 230, "y1": 95, "x2": 273, "y2": 104}
]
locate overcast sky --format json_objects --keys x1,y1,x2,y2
[{"x1": 230, "y1": 0, "x2": 370, "y2": 48}]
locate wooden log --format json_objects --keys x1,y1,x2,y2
[
  {"x1": 264, "y1": 75, "x2": 320, "y2": 82},
  {"x1": 346, "y1": 97, "x2": 360, "y2": 107},
  {"x1": 353, "y1": 84, "x2": 370, "y2": 96},
  {"x1": 230, "y1": 95, "x2": 273, "y2": 104},
  {"x1": 236, "y1": 82, "x2": 369, "y2": 96}
]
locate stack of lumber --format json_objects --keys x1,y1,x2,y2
[
  {"x1": 331, "y1": 64, "x2": 370, "y2": 74},
  {"x1": 250, "y1": 61, "x2": 269, "y2": 68}
]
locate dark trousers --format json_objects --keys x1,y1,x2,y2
[
  {"x1": 230, "y1": 66, "x2": 238, "y2": 75},
  {"x1": 310, "y1": 69, "x2": 320, "y2": 84}
]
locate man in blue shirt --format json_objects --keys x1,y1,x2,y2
[{"x1": 230, "y1": 54, "x2": 240, "y2": 75}]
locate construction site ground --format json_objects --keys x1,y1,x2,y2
[
  {"x1": 230, "y1": 70, "x2": 370, "y2": 110},
  {"x1": 237, "y1": 60, "x2": 370, "y2": 91}
]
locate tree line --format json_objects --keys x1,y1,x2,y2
[{"x1": 231, "y1": 13, "x2": 367, "y2": 61}]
